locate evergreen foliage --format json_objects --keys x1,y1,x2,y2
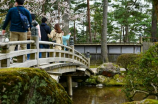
[
  {"x1": 72, "y1": 0, "x2": 152, "y2": 43},
  {"x1": 124, "y1": 43, "x2": 158, "y2": 101}
]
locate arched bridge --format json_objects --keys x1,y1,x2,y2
[{"x1": 0, "y1": 36, "x2": 94, "y2": 96}]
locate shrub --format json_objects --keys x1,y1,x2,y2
[
  {"x1": 124, "y1": 43, "x2": 158, "y2": 101},
  {"x1": 116, "y1": 53, "x2": 138, "y2": 70}
]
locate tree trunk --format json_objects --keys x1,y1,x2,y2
[
  {"x1": 153, "y1": 0, "x2": 158, "y2": 21},
  {"x1": 101, "y1": 0, "x2": 108, "y2": 63},
  {"x1": 125, "y1": 25, "x2": 129, "y2": 42},
  {"x1": 120, "y1": 25, "x2": 122, "y2": 43},
  {"x1": 63, "y1": 0, "x2": 70, "y2": 35},
  {"x1": 58, "y1": 1, "x2": 60, "y2": 24},
  {"x1": 152, "y1": 2, "x2": 157, "y2": 42},
  {"x1": 123, "y1": 26, "x2": 125, "y2": 43},
  {"x1": 94, "y1": 29, "x2": 96, "y2": 41},
  {"x1": 87, "y1": 0, "x2": 92, "y2": 42},
  {"x1": 86, "y1": 10, "x2": 88, "y2": 42},
  {"x1": 74, "y1": 21, "x2": 76, "y2": 42}
]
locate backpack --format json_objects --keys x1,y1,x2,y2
[{"x1": 17, "y1": 7, "x2": 30, "y2": 30}]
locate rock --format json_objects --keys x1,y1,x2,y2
[
  {"x1": 0, "y1": 68, "x2": 72, "y2": 104},
  {"x1": 97, "y1": 63, "x2": 120, "y2": 77},
  {"x1": 96, "y1": 84, "x2": 103, "y2": 87},
  {"x1": 96, "y1": 75, "x2": 108, "y2": 83}
]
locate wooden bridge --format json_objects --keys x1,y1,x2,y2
[{"x1": 0, "y1": 36, "x2": 94, "y2": 96}]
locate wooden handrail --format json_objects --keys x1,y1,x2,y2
[{"x1": 0, "y1": 40, "x2": 34, "y2": 46}]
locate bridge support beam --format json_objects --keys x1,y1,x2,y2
[{"x1": 67, "y1": 75, "x2": 72, "y2": 96}]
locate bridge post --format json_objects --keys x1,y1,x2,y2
[
  {"x1": 67, "y1": 75, "x2": 73, "y2": 96},
  {"x1": 86, "y1": 51, "x2": 90, "y2": 68},
  {"x1": 1, "y1": 44, "x2": 10, "y2": 67},
  {"x1": 49, "y1": 45, "x2": 53, "y2": 57},
  {"x1": 30, "y1": 36, "x2": 39, "y2": 66},
  {"x1": 69, "y1": 37, "x2": 74, "y2": 62},
  {"x1": 30, "y1": 22, "x2": 39, "y2": 66}
]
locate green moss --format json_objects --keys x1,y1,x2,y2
[
  {"x1": 90, "y1": 65, "x2": 99, "y2": 68},
  {"x1": 123, "y1": 99, "x2": 158, "y2": 104},
  {"x1": 143, "y1": 99, "x2": 158, "y2": 104},
  {"x1": 85, "y1": 75, "x2": 125, "y2": 86},
  {"x1": 112, "y1": 63, "x2": 120, "y2": 69},
  {"x1": 90, "y1": 75, "x2": 97, "y2": 79},
  {"x1": 106, "y1": 79, "x2": 125, "y2": 86},
  {"x1": 85, "y1": 78, "x2": 97, "y2": 84},
  {"x1": 0, "y1": 68, "x2": 72, "y2": 104}
]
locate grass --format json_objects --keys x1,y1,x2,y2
[{"x1": 90, "y1": 65, "x2": 99, "y2": 68}]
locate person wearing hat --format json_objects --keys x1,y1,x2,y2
[
  {"x1": 27, "y1": 14, "x2": 41, "y2": 60},
  {"x1": 2, "y1": 0, "x2": 32, "y2": 63}
]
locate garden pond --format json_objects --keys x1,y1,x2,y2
[{"x1": 72, "y1": 86, "x2": 155, "y2": 104}]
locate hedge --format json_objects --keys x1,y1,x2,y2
[{"x1": 116, "y1": 53, "x2": 138, "y2": 70}]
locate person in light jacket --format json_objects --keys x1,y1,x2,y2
[
  {"x1": 62, "y1": 32, "x2": 71, "y2": 50},
  {"x1": 48, "y1": 24, "x2": 63, "y2": 50}
]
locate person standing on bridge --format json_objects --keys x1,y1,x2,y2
[
  {"x1": 2, "y1": 0, "x2": 32, "y2": 63},
  {"x1": 27, "y1": 14, "x2": 41, "y2": 60},
  {"x1": 40, "y1": 17, "x2": 51, "y2": 58},
  {"x1": 48, "y1": 23, "x2": 63, "y2": 50},
  {"x1": 62, "y1": 32, "x2": 71, "y2": 51}
]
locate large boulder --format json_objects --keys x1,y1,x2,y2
[
  {"x1": 97, "y1": 63, "x2": 120, "y2": 77},
  {"x1": 0, "y1": 68, "x2": 72, "y2": 104}
]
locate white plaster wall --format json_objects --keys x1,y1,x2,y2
[
  {"x1": 85, "y1": 46, "x2": 96, "y2": 53},
  {"x1": 75, "y1": 46, "x2": 84, "y2": 53},
  {"x1": 122, "y1": 46, "x2": 133, "y2": 53},
  {"x1": 109, "y1": 46, "x2": 121, "y2": 53},
  {"x1": 135, "y1": 46, "x2": 141, "y2": 53},
  {"x1": 97, "y1": 47, "x2": 101, "y2": 53}
]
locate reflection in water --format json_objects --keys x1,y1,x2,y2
[{"x1": 72, "y1": 86, "x2": 128, "y2": 104}]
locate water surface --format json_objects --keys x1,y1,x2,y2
[{"x1": 72, "y1": 86, "x2": 128, "y2": 104}]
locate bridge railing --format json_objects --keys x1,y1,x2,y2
[{"x1": 0, "y1": 36, "x2": 90, "y2": 68}]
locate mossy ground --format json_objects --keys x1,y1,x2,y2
[
  {"x1": 123, "y1": 99, "x2": 158, "y2": 104},
  {"x1": 90, "y1": 65, "x2": 99, "y2": 68},
  {"x1": 0, "y1": 68, "x2": 72, "y2": 104}
]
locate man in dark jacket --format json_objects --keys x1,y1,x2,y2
[
  {"x1": 2, "y1": 0, "x2": 32, "y2": 62},
  {"x1": 39, "y1": 17, "x2": 51, "y2": 58},
  {"x1": 2, "y1": 0, "x2": 32, "y2": 49}
]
